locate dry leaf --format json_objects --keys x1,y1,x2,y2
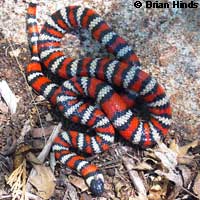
[
  {"x1": 148, "y1": 186, "x2": 162, "y2": 200},
  {"x1": 68, "y1": 175, "x2": 88, "y2": 192},
  {"x1": 155, "y1": 169, "x2": 183, "y2": 187},
  {"x1": 114, "y1": 179, "x2": 125, "y2": 198},
  {"x1": 179, "y1": 165, "x2": 192, "y2": 187},
  {"x1": 63, "y1": 182, "x2": 79, "y2": 200},
  {"x1": 178, "y1": 140, "x2": 199, "y2": 155},
  {"x1": 9, "y1": 48, "x2": 21, "y2": 57},
  {"x1": 193, "y1": 171, "x2": 200, "y2": 198},
  {"x1": 155, "y1": 142, "x2": 177, "y2": 171},
  {"x1": 26, "y1": 123, "x2": 61, "y2": 195},
  {"x1": 170, "y1": 140, "x2": 198, "y2": 165},
  {"x1": 133, "y1": 161, "x2": 153, "y2": 171},
  {"x1": 113, "y1": 176, "x2": 138, "y2": 199},
  {"x1": 153, "y1": 143, "x2": 183, "y2": 187},
  {"x1": 167, "y1": 165, "x2": 192, "y2": 200},
  {"x1": 177, "y1": 155, "x2": 195, "y2": 165},
  {"x1": 29, "y1": 164, "x2": 56, "y2": 199},
  {"x1": 170, "y1": 139, "x2": 199, "y2": 156},
  {"x1": 148, "y1": 176, "x2": 168, "y2": 200},
  {"x1": 45, "y1": 113, "x2": 53, "y2": 122},
  {"x1": 31, "y1": 126, "x2": 57, "y2": 138},
  {"x1": 26, "y1": 152, "x2": 43, "y2": 165},
  {"x1": 14, "y1": 144, "x2": 32, "y2": 169},
  {"x1": 0, "y1": 80, "x2": 18, "y2": 114}
]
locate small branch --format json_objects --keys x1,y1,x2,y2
[
  {"x1": 122, "y1": 157, "x2": 147, "y2": 197},
  {"x1": 26, "y1": 123, "x2": 62, "y2": 192},
  {"x1": 0, "y1": 192, "x2": 42, "y2": 200}
]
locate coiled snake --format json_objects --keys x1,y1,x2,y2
[{"x1": 26, "y1": 2, "x2": 172, "y2": 196}]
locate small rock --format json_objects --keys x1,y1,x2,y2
[
  {"x1": 46, "y1": 113, "x2": 53, "y2": 122},
  {"x1": 107, "y1": 168, "x2": 115, "y2": 177}
]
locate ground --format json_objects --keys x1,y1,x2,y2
[{"x1": 0, "y1": 0, "x2": 200, "y2": 200}]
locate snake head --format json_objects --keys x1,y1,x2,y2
[
  {"x1": 90, "y1": 177, "x2": 104, "y2": 196},
  {"x1": 86, "y1": 173, "x2": 104, "y2": 196}
]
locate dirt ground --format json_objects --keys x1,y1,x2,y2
[{"x1": 0, "y1": 0, "x2": 200, "y2": 200}]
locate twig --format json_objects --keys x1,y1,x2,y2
[
  {"x1": 103, "y1": 164, "x2": 121, "y2": 170},
  {"x1": 37, "y1": 123, "x2": 62, "y2": 162},
  {"x1": 26, "y1": 123, "x2": 62, "y2": 192},
  {"x1": 0, "y1": 191, "x2": 42, "y2": 200},
  {"x1": 122, "y1": 157, "x2": 147, "y2": 197},
  {"x1": 181, "y1": 186, "x2": 200, "y2": 199},
  {"x1": 100, "y1": 159, "x2": 121, "y2": 167},
  {"x1": 16, "y1": 119, "x2": 32, "y2": 145}
]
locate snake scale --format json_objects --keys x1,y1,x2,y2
[{"x1": 26, "y1": 2, "x2": 172, "y2": 196}]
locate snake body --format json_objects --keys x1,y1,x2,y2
[{"x1": 26, "y1": 3, "x2": 172, "y2": 196}]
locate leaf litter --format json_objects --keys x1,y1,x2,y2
[{"x1": 0, "y1": 0, "x2": 200, "y2": 199}]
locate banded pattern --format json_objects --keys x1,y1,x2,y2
[
  {"x1": 58, "y1": 77, "x2": 171, "y2": 145},
  {"x1": 26, "y1": 2, "x2": 172, "y2": 196}
]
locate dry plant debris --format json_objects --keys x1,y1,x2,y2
[
  {"x1": 0, "y1": 80, "x2": 18, "y2": 114},
  {"x1": 68, "y1": 175, "x2": 88, "y2": 193},
  {"x1": 145, "y1": 141, "x2": 200, "y2": 200},
  {"x1": 193, "y1": 172, "x2": 200, "y2": 199},
  {"x1": 0, "y1": 0, "x2": 200, "y2": 199},
  {"x1": 28, "y1": 162, "x2": 56, "y2": 200},
  {"x1": 6, "y1": 159, "x2": 27, "y2": 200}
]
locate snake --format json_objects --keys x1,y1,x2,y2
[{"x1": 26, "y1": 2, "x2": 172, "y2": 196}]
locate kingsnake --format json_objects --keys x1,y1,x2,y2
[{"x1": 26, "y1": 2, "x2": 172, "y2": 196}]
